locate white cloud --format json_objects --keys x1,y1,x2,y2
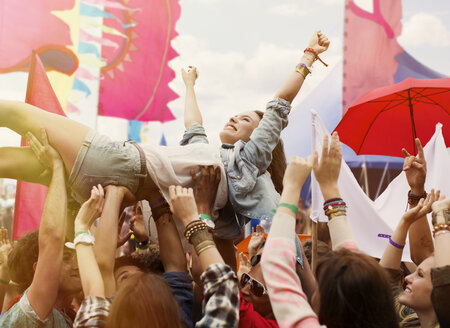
[
  {"x1": 155, "y1": 34, "x2": 342, "y2": 147},
  {"x1": 266, "y1": 3, "x2": 308, "y2": 17},
  {"x1": 318, "y1": 0, "x2": 342, "y2": 6},
  {"x1": 399, "y1": 13, "x2": 450, "y2": 47}
]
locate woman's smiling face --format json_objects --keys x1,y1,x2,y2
[
  {"x1": 398, "y1": 256, "x2": 434, "y2": 312},
  {"x1": 219, "y1": 111, "x2": 261, "y2": 145}
]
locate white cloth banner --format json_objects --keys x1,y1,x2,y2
[{"x1": 310, "y1": 110, "x2": 450, "y2": 261}]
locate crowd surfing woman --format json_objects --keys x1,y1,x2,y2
[
  {"x1": 0, "y1": 31, "x2": 329, "y2": 239},
  {"x1": 260, "y1": 132, "x2": 400, "y2": 328}
]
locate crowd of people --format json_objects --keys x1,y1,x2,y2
[{"x1": 0, "y1": 31, "x2": 448, "y2": 328}]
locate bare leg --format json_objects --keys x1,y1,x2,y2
[
  {"x1": 0, "y1": 147, "x2": 50, "y2": 185},
  {"x1": 0, "y1": 100, "x2": 90, "y2": 177}
]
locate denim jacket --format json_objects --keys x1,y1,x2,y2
[{"x1": 180, "y1": 98, "x2": 291, "y2": 226}]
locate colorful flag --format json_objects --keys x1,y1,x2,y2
[
  {"x1": 98, "y1": 0, "x2": 180, "y2": 122},
  {"x1": 12, "y1": 53, "x2": 66, "y2": 239},
  {"x1": 0, "y1": 0, "x2": 78, "y2": 75}
]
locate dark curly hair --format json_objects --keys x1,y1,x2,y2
[{"x1": 8, "y1": 230, "x2": 39, "y2": 293}]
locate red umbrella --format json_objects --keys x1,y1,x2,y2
[{"x1": 335, "y1": 77, "x2": 450, "y2": 157}]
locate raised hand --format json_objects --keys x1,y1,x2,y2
[
  {"x1": 190, "y1": 165, "x2": 221, "y2": 215},
  {"x1": 402, "y1": 138, "x2": 427, "y2": 195},
  {"x1": 283, "y1": 155, "x2": 313, "y2": 191},
  {"x1": 402, "y1": 189, "x2": 439, "y2": 225},
  {"x1": 237, "y1": 252, "x2": 251, "y2": 281},
  {"x1": 129, "y1": 204, "x2": 149, "y2": 243},
  {"x1": 182, "y1": 66, "x2": 198, "y2": 87},
  {"x1": 168, "y1": 185, "x2": 198, "y2": 227},
  {"x1": 75, "y1": 185, "x2": 105, "y2": 232},
  {"x1": 248, "y1": 225, "x2": 265, "y2": 258},
  {"x1": 117, "y1": 211, "x2": 133, "y2": 248},
  {"x1": 308, "y1": 30, "x2": 330, "y2": 55},
  {"x1": 0, "y1": 228, "x2": 12, "y2": 273},
  {"x1": 313, "y1": 132, "x2": 342, "y2": 199},
  {"x1": 26, "y1": 128, "x2": 62, "y2": 181},
  {"x1": 431, "y1": 195, "x2": 450, "y2": 213}
]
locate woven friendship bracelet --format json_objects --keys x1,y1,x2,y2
[
  {"x1": 408, "y1": 190, "x2": 427, "y2": 206},
  {"x1": 304, "y1": 47, "x2": 328, "y2": 66}
]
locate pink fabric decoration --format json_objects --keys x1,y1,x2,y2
[
  {"x1": 98, "y1": 0, "x2": 180, "y2": 122},
  {"x1": 0, "y1": 0, "x2": 77, "y2": 74},
  {"x1": 343, "y1": 0, "x2": 403, "y2": 114}
]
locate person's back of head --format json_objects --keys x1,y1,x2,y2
[
  {"x1": 302, "y1": 239, "x2": 331, "y2": 265},
  {"x1": 316, "y1": 249, "x2": 399, "y2": 328},
  {"x1": 7, "y1": 230, "x2": 39, "y2": 293},
  {"x1": 106, "y1": 271, "x2": 183, "y2": 328}
]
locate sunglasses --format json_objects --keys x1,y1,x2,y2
[{"x1": 240, "y1": 272, "x2": 267, "y2": 297}]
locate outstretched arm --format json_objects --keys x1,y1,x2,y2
[
  {"x1": 261, "y1": 156, "x2": 321, "y2": 326},
  {"x1": 182, "y1": 66, "x2": 202, "y2": 129},
  {"x1": 403, "y1": 138, "x2": 434, "y2": 265},
  {"x1": 313, "y1": 132, "x2": 356, "y2": 250},
  {"x1": 26, "y1": 129, "x2": 68, "y2": 320},
  {"x1": 380, "y1": 191, "x2": 437, "y2": 269},
  {"x1": 74, "y1": 185, "x2": 105, "y2": 298},
  {"x1": 94, "y1": 185, "x2": 132, "y2": 296},
  {"x1": 169, "y1": 186, "x2": 239, "y2": 327},
  {"x1": 275, "y1": 31, "x2": 329, "y2": 103}
]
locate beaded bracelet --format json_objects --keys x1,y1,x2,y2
[
  {"x1": 304, "y1": 47, "x2": 328, "y2": 66},
  {"x1": 184, "y1": 221, "x2": 209, "y2": 241},
  {"x1": 432, "y1": 223, "x2": 449, "y2": 237},
  {"x1": 323, "y1": 201, "x2": 346, "y2": 211},
  {"x1": 0, "y1": 278, "x2": 9, "y2": 285}
]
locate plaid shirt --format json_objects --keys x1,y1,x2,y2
[
  {"x1": 196, "y1": 263, "x2": 239, "y2": 328},
  {"x1": 73, "y1": 296, "x2": 111, "y2": 328}
]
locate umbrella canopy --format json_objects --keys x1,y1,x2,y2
[{"x1": 334, "y1": 77, "x2": 450, "y2": 157}]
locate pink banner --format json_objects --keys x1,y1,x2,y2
[
  {"x1": 0, "y1": 0, "x2": 77, "y2": 74},
  {"x1": 98, "y1": 0, "x2": 180, "y2": 122},
  {"x1": 12, "y1": 53, "x2": 67, "y2": 239},
  {"x1": 343, "y1": 0, "x2": 403, "y2": 114}
]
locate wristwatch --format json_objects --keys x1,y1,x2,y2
[{"x1": 199, "y1": 213, "x2": 215, "y2": 230}]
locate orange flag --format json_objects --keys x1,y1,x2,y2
[{"x1": 12, "y1": 52, "x2": 66, "y2": 239}]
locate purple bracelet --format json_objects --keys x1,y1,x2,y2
[{"x1": 389, "y1": 237, "x2": 405, "y2": 250}]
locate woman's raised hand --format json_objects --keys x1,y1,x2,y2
[
  {"x1": 313, "y1": 132, "x2": 342, "y2": 199},
  {"x1": 181, "y1": 66, "x2": 198, "y2": 86},
  {"x1": 168, "y1": 185, "x2": 198, "y2": 227},
  {"x1": 75, "y1": 184, "x2": 105, "y2": 232},
  {"x1": 308, "y1": 30, "x2": 330, "y2": 55},
  {"x1": 283, "y1": 155, "x2": 313, "y2": 191}
]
